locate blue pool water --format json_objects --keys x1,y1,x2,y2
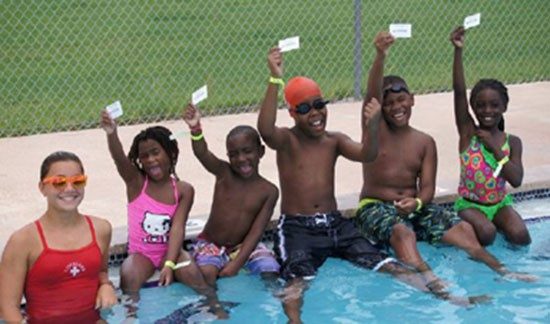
[{"x1": 103, "y1": 219, "x2": 550, "y2": 323}]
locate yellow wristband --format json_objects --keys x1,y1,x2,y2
[
  {"x1": 415, "y1": 198, "x2": 423, "y2": 212},
  {"x1": 497, "y1": 156, "x2": 510, "y2": 166},
  {"x1": 164, "y1": 260, "x2": 176, "y2": 270},
  {"x1": 191, "y1": 132, "x2": 204, "y2": 141},
  {"x1": 269, "y1": 76, "x2": 285, "y2": 87},
  {"x1": 493, "y1": 156, "x2": 510, "y2": 177}
]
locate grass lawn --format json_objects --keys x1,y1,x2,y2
[{"x1": 1, "y1": 0, "x2": 548, "y2": 137}]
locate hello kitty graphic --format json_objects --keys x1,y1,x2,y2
[{"x1": 141, "y1": 211, "x2": 171, "y2": 244}]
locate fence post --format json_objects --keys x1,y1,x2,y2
[{"x1": 353, "y1": 0, "x2": 362, "y2": 100}]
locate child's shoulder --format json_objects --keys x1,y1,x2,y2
[
  {"x1": 507, "y1": 133, "x2": 522, "y2": 148},
  {"x1": 248, "y1": 176, "x2": 278, "y2": 198},
  {"x1": 175, "y1": 180, "x2": 194, "y2": 196},
  {"x1": 409, "y1": 127, "x2": 435, "y2": 144}
]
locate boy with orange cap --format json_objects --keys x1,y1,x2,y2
[{"x1": 257, "y1": 47, "x2": 476, "y2": 323}]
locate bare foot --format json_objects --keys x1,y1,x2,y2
[
  {"x1": 447, "y1": 294, "x2": 492, "y2": 307},
  {"x1": 502, "y1": 272, "x2": 539, "y2": 283}
]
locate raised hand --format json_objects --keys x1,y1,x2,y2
[
  {"x1": 267, "y1": 47, "x2": 283, "y2": 78},
  {"x1": 363, "y1": 97, "x2": 381, "y2": 126},
  {"x1": 183, "y1": 103, "x2": 201, "y2": 129},
  {"x1": 374, "y1": 31, "x2": 395, "y2": 56},
  {"x1": 450, "y1": 26, "x2": 465, "y2": 48},
  {"x1": 100, "y1": 109, "x2": 116, "y2": 135}
]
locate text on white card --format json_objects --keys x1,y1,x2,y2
[
  {"x1": 192, "y1": 85, "x2": 208, "y2": 105},
  {"x1": 389, "y1": 23, "x2": 412, "y2": 38},
  {"x1": 106, "y1": 100, "x2": 123, "y2": 119},
  {"x1": 464, "y1": 13, "x2": 481, "y2": 29},
  {"x1": 278, "y1": 36, "x2": 300, "y2": 52}
]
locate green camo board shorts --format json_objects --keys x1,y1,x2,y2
[{"x1": 353, "y1": 199, "x2": 461, "y2": 247}]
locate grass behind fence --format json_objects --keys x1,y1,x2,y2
[{"x1": 1, "y1": 0, "x2": 549, "y2": 137}]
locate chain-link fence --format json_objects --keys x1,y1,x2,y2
[{"x1": 1, "y1": 0, "x2": 549, "y2": 138}]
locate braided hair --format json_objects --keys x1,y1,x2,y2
[
  {"x1": 128, "y1": 126, "x2": 180, "y2": 180},
  {"x1": 470, "y1": 79, "x2": 509, "y2": 131}
]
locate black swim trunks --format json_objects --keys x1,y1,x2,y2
[{"x1": 274, "y1": 211, "x2": 392, "y2": 281}]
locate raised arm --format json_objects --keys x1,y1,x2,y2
[
  {"x1": 158, "y1": 182, "x2": 194, "y2": 286},
  {"x1": 99, "y1": 110, "x2": 142, "y2": 191},
  {"x1": 183, "y1": 103, "x2": 226, "y2": 176},
  {"x1": 219, "y1": 186, "x2": 279, "y2": 277},
  {"x1": 257, "y1": 47, "x2": 290, "y2": 150},
  {"x1": 0, "y1": 230, "x2": 29, "y2": 322},
  {"x1": 451, "y1": 27, "x2": 476, "y2": 148},
  {"x1": 363, "y1": 31, "x2": 394, "y2": 129},
  {"x1": 340, "y1": 97, "x2": 381, "y2": 162}
]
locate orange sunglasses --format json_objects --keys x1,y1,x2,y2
[{"x1": 42, "y1": 174, "x2": 88, "y2": 190}]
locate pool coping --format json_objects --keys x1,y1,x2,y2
[{"x1": 107, "y1": 181, "x2": 550, "y2": 268}]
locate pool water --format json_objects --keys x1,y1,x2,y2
[{"x1": 103, "y1": 218, "x2": 550, "y2": 323}]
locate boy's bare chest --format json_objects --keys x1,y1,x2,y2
[
  {"x1": 375, "y1": 138, "x2": 423, "y2": 172},
  {"x1": 215, "y1": 181, "x2": 265, "y2": 213}
]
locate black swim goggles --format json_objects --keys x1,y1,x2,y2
[
  {"x1": 294, "y1": 99, "x2": 329, "y2": 115},
  {"x1": 383, "y1": 84, "x2": 409, "y2": 98}
]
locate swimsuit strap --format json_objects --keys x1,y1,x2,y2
[
  {"x1": 140, "y1": 176, "x2": 149, "y2": 195},
  {"x1": 34, "y1": 220, "x2": 49, "y2": 250},
  {"x1": 83, "y1": 215, "x2": 97, "y2": 244},
  {"x1": 170, "y1": 177, "x2": 179, "y2": 203},
  {"x1": 503, "y1": 133, "x2": 510, "y2": 151}
]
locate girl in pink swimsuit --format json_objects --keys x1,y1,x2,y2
[
  {"x1": 451, "y1": 26, "x2": 531, "y2": 246},
  {"x1": 100, "y1": 111, "x2": 201, "y2": 310}
]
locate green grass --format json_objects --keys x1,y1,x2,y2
[{"x1": 1, "y1": 0, "x2": 549, "y2": 137}]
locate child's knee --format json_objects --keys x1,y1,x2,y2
[
  {"x1": 506, "y1": 228, "x2": 531, "y2": 246},
  {"x1": 390, "y1": 224, "x2": 416, "y2": 244},
  {"x1": 474, "y1": 223, "x2": 497, "y2": 246}
]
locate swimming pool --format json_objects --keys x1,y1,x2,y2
[{"x1": 104, "y1": 199, "x2": 550, "y2": 323}]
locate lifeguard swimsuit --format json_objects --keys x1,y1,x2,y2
[
  {"x1": 454, "y1": 135, "x2": 513, "y2": 221},
  {"x1": 127, "y1": 176, "x2": 179, "y2": 268},
  {"x1": 24, "y1": 216, "x2": 101, "y2": 323}
]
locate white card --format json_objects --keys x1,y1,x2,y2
[
  {"x1": 464, "y1": 13, "x2": 481, "y2": 29},
  {"x1": 105, "y1": 100, "x2": 123, "y2": 119},
  {"x1": 389, "y1": 23, "x2": 412, "y2": 38},
  {"x1": 192, "y1": 85, "x2": 208, "y2": 105},
  {"x1": 278, "y1": 36, "x2": 300, "y2": 52}
]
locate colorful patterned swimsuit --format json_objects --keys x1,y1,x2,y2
[{"x1": 455, "y1": 135, "x2": 513, "y2": 221}]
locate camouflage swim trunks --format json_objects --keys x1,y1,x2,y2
[{"x1": 354, "y1": 199, "x2": 461, "y2": 247}]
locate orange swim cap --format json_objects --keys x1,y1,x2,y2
[{"x1": 284, "y1": 76, "x2": 322, "y2": 109}]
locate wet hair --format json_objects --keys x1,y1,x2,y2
[
  {"x1": 128, "y1": 126, "x2": 180, "y2": 180},
  {"x1": 470, "y1": 79, "x2": 508, "y2": 131},
  {"x1": 40, "y1": 151, "x2": 84, "y2": 180},
  {"x1": 226, "y1": 125, "x2": 262, "y2": 149}
]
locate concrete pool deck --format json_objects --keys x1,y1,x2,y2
[{"x1": 1, "y1": 81, "x2": 549, "y2": 252}]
